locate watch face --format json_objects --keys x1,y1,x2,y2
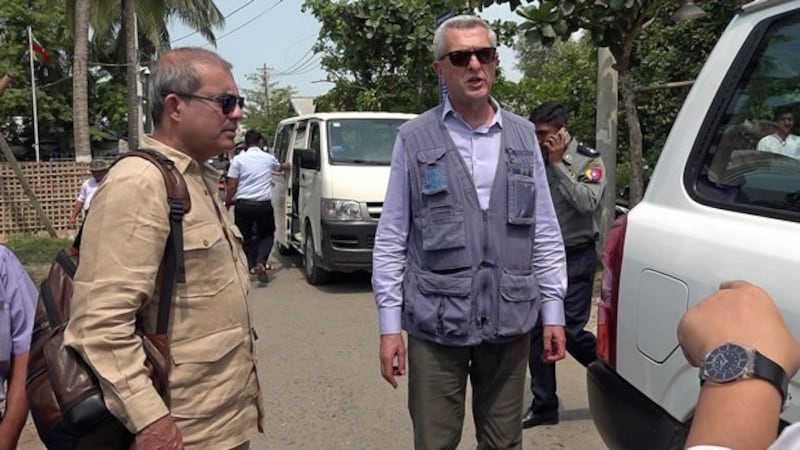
[{"x1": 704, "y1": 343, "x2": 749, "y2": 383}]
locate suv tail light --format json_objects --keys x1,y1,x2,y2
[{"x1": 597, "y1": 214, "x2": 628, "y2": 367}]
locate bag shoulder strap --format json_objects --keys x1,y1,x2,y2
[{"x1": 112, "y1": 149, "x2": 191, "y2": 335}]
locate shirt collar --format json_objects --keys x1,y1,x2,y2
[
  {"x1": 141, "y1": 134, "x2": 206, "y2": 175},
  {"x1": 441, "y1": 96, "x2": 503, "y2": 130},
  {"x1": 246, "y1": 146, "x2": 262, "y2": 152}
]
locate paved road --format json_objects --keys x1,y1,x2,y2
[
  {"x1": 18, "y1": 251, "x2": 607, "y2": 449},
  {"x1": 249, "y1": 252, "x2": 606, "y2": 449}
]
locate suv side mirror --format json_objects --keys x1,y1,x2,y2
[{"x1": 297, "y1": 148, "x2": 320, "y2": 170}]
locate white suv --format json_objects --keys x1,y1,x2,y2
[{"x1": 589, "y1": 1, "x2": 800, "y2": 448}]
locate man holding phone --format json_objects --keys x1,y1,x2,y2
[{"x1": 523, "y1": 102, "x2": 606, "y2": 428}]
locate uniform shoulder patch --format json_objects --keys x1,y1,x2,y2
[{"x1": 577, "y1": 143, "x2": 600, "y2": 157}]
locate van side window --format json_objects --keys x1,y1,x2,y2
[
  {"x1": 692, "y1": 13, "x2": 800, "y2": 218},
  {"x1": 309, "y1": 121, "x2": 321, "y2": 154},
  {"x1": 274, "y1": 125, "x2": 292, "y2": 163},
  {"x1": 294, "y1": 122, "x2": 308, "y2": 150}
]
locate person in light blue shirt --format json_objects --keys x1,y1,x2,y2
[
  {"x1": 0, "y1": 245, "x2": 38, "y2": 449},
  {"x1": 372, "y1": 14, "x2": 566, "y2": 449},
  {"x1": 225, "y1": 129, "x2": 288, "y2": 281}
]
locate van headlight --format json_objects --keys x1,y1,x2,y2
[{"x1": 321, "y1": 198, "x2": 364, "y2": 221}]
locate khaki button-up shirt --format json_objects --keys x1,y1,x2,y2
[{"x1": 65, "y1": 136, "x2": 263, "y2": 449}]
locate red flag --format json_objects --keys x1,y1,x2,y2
[{"x1": 31, "y1": 32, "x2": 49, "y2": 65}]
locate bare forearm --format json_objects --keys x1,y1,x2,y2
[
  {"x1": 686, "y1": 380, "x2": 782, "y2": 449},
  {"x1": 0, "y1": 353, "x2": 29, "y2": 450},
  {"x1": 70, "y1": 202, "x2": 84, "y2": 222}
]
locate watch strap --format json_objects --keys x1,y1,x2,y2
[{"x1": 753, "y1": 350, "x2": 790, "y2": 406}]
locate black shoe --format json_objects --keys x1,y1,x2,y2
[{"x1": 522, "y1": 408, "x2": 559, "y2": 429}]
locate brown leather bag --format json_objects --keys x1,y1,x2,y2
[{"x1": 26, "y1": 150, "x2": 191, "y2": 450}]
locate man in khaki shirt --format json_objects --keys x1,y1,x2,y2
[{"x1": 65, "y1": 47, "x2": 262, "y2": 450}]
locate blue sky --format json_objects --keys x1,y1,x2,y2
[{"x1": 167, "y1": 1, "x2": 524, "y2": 98}]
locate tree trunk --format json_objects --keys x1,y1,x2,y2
[
  {"x1": 619, "y1": 69, "x2": 645, "y2": 206},
  {"x1": 73, "y1": 0, "x2": 91, "y2": 162},
  {"x1": 123, "y1": 0, "x2": 140, "y2": 151},
  {"x1": 0, "y1": 74, "x2": 13, "y2": 95}
]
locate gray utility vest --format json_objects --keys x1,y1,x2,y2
[{"x1": 399, "y1": 106, "x2": 543, "y2": 346}]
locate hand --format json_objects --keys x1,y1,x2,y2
[
  {"x1": 134, "y1": 415, "x2": 184, "y2": 450},
  {"x1": 379, "y1": 333, "x2": 406, "y2": 388},
  {"x1": 224, "y1": 201, "x2": 233, "y2": 210},
  {"x1": 67, "y1": 219, "x2": 77, "y2": 230},
  {"x1": 678, "y1": 280, "x2": 800, "y2": 377},
  {"x1": 541, "y1": 325, "x2": 566, "y2": 363},
  {"x1": 542, "y1": 128, "x2": 571, "y2": 165}
]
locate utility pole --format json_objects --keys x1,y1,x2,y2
[
  {"x1": 260, "y1": 64, "x2": 272, "y2": 122},
  {"x1": 596, "y1": 47, "x2": 618, "y2": 252}
]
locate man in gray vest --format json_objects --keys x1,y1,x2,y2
[
  {"x1": 523, "y1": 102, "x2": 606, "y2": 428},
  {"x1": 373, "y1": 15, "x2": 567, "y2": 449}
]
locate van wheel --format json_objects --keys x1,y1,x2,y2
[{"x1": 303, "y1": 228, "x2": 330, "y2": 285}]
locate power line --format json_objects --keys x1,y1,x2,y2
[
  {"x1": 171, "y1": 0, "x2": 255, "y2": 44},
  {"x1": 200, "y1": 0, "x2": 284, "y2": 47}
]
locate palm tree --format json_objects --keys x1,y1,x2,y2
[
  {"x1": 72, "y1": 0, "x2": 91, "y2": 162},
  {"x1": 68, "y1": 0, "x2": 224, "y2": 157}
]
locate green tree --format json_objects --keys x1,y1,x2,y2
[
  {"x1": 302, "y1": 0, "x2": 517, "y2": 112},
  {"x1": 510, "y1": 35, "x2": 597, "y2": 146},
  {"x1": 0, "y1": 0, "x2": 75, "y2": 160},
  {"x1": 480, "y1": 0, "x2": 739, "y2": 206},
  {"x1": 241, "y1": 72, "x2": 298, "y2": 146}
]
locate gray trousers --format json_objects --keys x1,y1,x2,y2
[{"x1": 408, "y1": 333, "x2": 531, "y2": 450}]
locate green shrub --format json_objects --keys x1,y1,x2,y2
[{"x1": 4, "y1": 235, "x2": 72, "y2": 266}]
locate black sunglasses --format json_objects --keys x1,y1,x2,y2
[
  {"x1": 440, "y1": 47, "x2": 497, "y2": 67},
  {"x1": 171, "y1": 92, "x2": 245, "y2": 115}
]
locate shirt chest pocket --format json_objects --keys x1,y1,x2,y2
[{"x1": 182, "y1": 222, "x2": 235, "y2": 298}]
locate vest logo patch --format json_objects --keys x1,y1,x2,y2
[{"x1": 423, "y1": 167, "x2": 447, "y2": 194}]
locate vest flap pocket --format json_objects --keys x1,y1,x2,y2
[
  {"x1": 171, "y1": 326, "x2": 244, "y2": 364},
  {"x1": 500, "y1": 270, "x2": 540, "y2": 302},
  {"x1": 416, "y1": 147, "x2": 446, "y2": 164},
  {"x1": 417, "y1": 271, "x2": 471, "y2": 297},
  {"x1": 183, "y1": 222, "x2": 224, "y2": 251}
]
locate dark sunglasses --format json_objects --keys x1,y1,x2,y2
[
  {"x1": 440, "y1": 47, "x2": 497, "y2": 67},
  {"x1": 171, "y1": 92, "x2": 245, "y2": 115}
]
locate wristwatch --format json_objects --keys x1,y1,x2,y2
[{"x1": 700, "y1": 342, "x2": 790, "y2": 409}]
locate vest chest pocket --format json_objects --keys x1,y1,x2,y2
[
  {"x1": 508, "y1": 174, "x2": 536, "y2": 225},
  {"x1": 420, "y1": 208, "x2": 468, "y2": 271},
  {"x1": 506, "y1": 148, "x2": 537, "y2": 226}
]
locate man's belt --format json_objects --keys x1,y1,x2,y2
[{"x1": 235, "y1": 199, "x2": 271, "y2": 206}]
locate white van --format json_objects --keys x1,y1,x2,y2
[{"x1": 271, "y1": 112, "x2": 417, "y2": 284}]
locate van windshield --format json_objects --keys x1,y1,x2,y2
[{"x1": 327, "y1": 118, "x2": 408, "y2": 165}]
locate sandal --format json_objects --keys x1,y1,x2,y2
[{"x1": 256, "y1": 263, "x2": 270, "y2": 283}]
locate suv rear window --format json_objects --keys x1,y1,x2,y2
[{"x1": 690, "y1": 11, "x2": 800, "y2": 218}]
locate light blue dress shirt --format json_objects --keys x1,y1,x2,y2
[{"x1": 373, "y1": 98, "x2": 567, "y2": 335}]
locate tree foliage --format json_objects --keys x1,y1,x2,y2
[
  {"x1": 482, "y1": 0, "x2": 739, "y2": 205},
  {"x1": 509, "y1": 34, "x2": 597, "y2": 146},
  {"x1": 241, "y1": 72, "x2": 298, "y2": 147},
  {"x1": 302, "y1": 0, "x2": 518, "y2": 112}
]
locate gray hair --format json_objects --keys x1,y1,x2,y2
[
  {"x1": 148, "y1": 47, "x2": 233, "y2": 125},
  {"x1": 433, "y1": 15, "x2": 497, "y2": 60}
]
